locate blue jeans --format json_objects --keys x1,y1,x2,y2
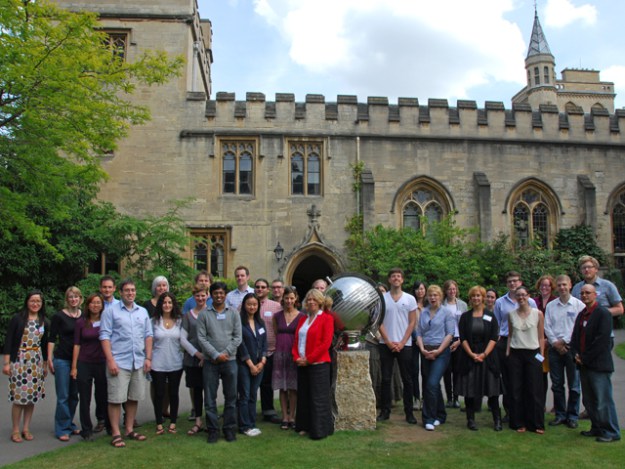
[
  {"x1": 237, "y1": 364, "x2": 263, "y2": 431},
  {"x1": 548, "y1": 347, "x2": 580, "y2": 421},
  {"x1": 420, "y1": 347, "x2": 450, "y2": 425},
  {"x1": 580, "y1": 368, "x2": 621, "y2": 439},
  {"x1": 53, "y1": 358, "x2": 78, "y2": 437},
  {"x1": 203, "y1": 360, "x2": 237, "y2": 432}
]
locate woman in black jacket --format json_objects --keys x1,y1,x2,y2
[
  {"x1": 236, "y1": 293, "x2": 267, "y2": 437},
  {"x1": 457, "y1": 285, "x2": 503, "y2": 431},
  {"x1": 2, "y1": 290, "x2": 50, "y2": 443}
]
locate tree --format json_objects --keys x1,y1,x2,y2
[{"x1": 0, "y1": 0, "x2": 182, "y2": 253}]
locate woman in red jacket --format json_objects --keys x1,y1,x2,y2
[{"x1": 292, "y1": 288, "x2": 335, "y2": 440}]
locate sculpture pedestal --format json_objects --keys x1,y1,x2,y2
[{"x1": 334, "y1": 350, "x2": 376, "y2": 431}]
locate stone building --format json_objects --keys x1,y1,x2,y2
[{"x1": 55, "y1": 1, "x2": 625, "y2": 292}]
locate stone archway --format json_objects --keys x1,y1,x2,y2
[{"x1": 291, "y1": 255, "x2": 334, "y2": 296}]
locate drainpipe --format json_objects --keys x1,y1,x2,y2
[{"x1": 356, "y1": 136, "x2": 360, "y2": 216}]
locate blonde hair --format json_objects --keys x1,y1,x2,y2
[
  {"x1": 427, "y1": 285, "x2": 443, "y2": 298},
  {"x1": 64, "y1": 286, "x2": 83, "y2": 309},
  {"x1": 467, "y1": 285, "x2": 486, "y2": 304},
  {"x1": 303, "y1": 288, "x2": 333, "y2": 311}
]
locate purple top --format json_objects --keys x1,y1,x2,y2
[
  {"x1": 274, "y1": 310, "x2": 305, "y2": 353},
  {"x1": 74, "y1": 317, "x2": 105, "y2": 363}
]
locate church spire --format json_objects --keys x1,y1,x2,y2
[{"x1": 526, "y1": 7, "x2": 552, "y2": 58}]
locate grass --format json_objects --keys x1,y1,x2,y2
[
  {"x1": 5, "y1": 406, "x2": 624, "y2": 469},
  {"x1": 615, "y1": 341, "x2": 625, "y2": 360}
]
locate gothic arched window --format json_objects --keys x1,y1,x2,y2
[
  {"x1": 612, "y1": 190, "x2": 625, "y2": 253},
  {"x1": 399, "y1": 183, "x2": 447, "y2": 233},
  {"x1": 289, "y1": 141, "x2": 322, "y2": 196},
  {"x1": 510, "y1": 186, "x2": 557, "y2": 248},
  {"x1": 221, "y1": 140, "x2": 255, "y2": 195}
]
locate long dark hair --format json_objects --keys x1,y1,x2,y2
[
  {"x1": 240, "y1": 293, "x2": 264, "y2": 327},
  {"x1": 84, "y1": 293, "x2": 105, "y2": 326},
  {"x1": 154, "y1": 292, "x2": 182, "y2": 323},
  {"x1": 412, "y1": 280, "x2": 429, "y2": 307},
  {"x1": 21, "y1": 290, "x2": 46, "y2": 324}
]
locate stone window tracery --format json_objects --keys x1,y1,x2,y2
[
  {"x1": 400, "y1": 186, "x2": 446, "y2": 233},
  {"x1": 191, "y1": 230, "x2": 228, "y2": 278},
  {"x1": 511, "y1": 187, "x2": 555, "y2": 248},
  {"x1": 102, "y1": 31, "x2": 128, "y2": 60},
  {"x1": 289, "y1": 141, "x2": 322, "y2": 196},
  {"x1": 221, "y1": 140, "x2": 255, "y2": 195}
]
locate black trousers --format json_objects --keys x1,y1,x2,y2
[
  {"x1": 295, "y1": 363, "x2": 333, "y2": 439},
  {"x1": 76, "y1": 360, "x2": 109, "y2": 436},
  {"x1": 152, "y1": 369, "x2": 183, "y2": 425},
  {"x1": 379, "y1": 344, "x2": 414, "y2": 415},
  {"x1": 507, "y1": 348, "x2": 544, "y2": 431},
  {"x1": 495, "y1": 338, "x2": 511, "y2": 413},
  {"x1": 260, "y1": 354, "x2": 277, "y2": 416}
]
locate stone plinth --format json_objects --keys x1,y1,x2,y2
[{"x1": 334, "y1": 350, "x2": 376, "y2": 431}]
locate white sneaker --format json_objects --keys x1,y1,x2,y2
[
  {"x1": 244, "y1": 428, "x2": 261, "y2": 437},
  {"x1": 433, "y1": 420, "x2": 441, "y2": 426},
  {"x1": 425, "y1": 423, "x2": 435, "y2": 431}
]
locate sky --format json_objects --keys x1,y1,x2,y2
[{"x1": 197, "y1": 0, "x2": 625, "y2": 109}]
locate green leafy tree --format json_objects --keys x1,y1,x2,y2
[{"x1": 0, "y1": 0, "x2": 182, "y2": 253}]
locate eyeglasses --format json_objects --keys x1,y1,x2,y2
[{"x1": 581, "y1": 265, "x2": 596, "y2": 271}]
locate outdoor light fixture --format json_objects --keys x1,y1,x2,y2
[{"x1": 273, "y1": 242, "x2": 284, "y2": 262}]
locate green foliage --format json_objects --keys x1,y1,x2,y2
[
  {"x1": 350, "y1": 160, "x2": 365, "y2": 192},
  {"x1": 345, "y1": 217, "x2": 617, "y2": 298},
  {"x1": 555, "y1": 224, "x2": 608, "y2": 267},
  {"x1": 0, "y1": 0, "x2": 182, "y2": 252}
]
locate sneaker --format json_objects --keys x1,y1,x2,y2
[
  {"x1": 425, "y1": 423, "x2": 435, "y2": 431},
  {"x1": 207, "y1": 430, "x2": 218, "y2": 443},
  {"x1": 433, "y1": 420, "x2": 441, "y2": 427},
  {"x1": 243, "y1": 428, "x2": 261, "y2": 437}
]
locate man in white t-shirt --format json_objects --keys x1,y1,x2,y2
[{"x1": 377, "y1": 268, "x2": 418, "y2": 424}]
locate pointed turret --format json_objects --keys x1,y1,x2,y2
[
  {"x1": 526, "y1": 9, "x2": 552, "y2": 58},
  {"x1": 511, "y1": 7, "x2": 557, "y2": 109}
]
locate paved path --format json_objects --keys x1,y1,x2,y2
[{"x1": 1, "y1": 331, "x2": 624, "y2": 466}]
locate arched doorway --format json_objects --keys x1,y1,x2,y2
[{"x1": 291, "y1": 255, "x2": 334, "y2": 295}]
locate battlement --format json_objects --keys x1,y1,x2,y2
[{"x1": 201, "y1": 92, "x2": 625, "y2": 142}]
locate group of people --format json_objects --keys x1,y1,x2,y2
[
  {"x1": 2, "y1": 267, "x2": 339, "y2": 446},
  {"x1": 3, "y1": 255, "x2": 621, "y2": 446},
  {"x1": 372, "y1": 257, "x2": 621, "y2": 443}
]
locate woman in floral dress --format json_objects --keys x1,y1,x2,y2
[{"x1": 2, "y1": 290, "x2": 50, "y2": 443}]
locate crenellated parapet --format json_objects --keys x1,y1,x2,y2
[{"x1": 200, "y1": 92, "x2": 625, "y2": 143}]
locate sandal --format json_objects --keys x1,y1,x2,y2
[
  {"x1": 516, "y1": 427, "x2": 526, "y2": 433},
  {"x1": 156, "y1": 425, "x2": 165, "y2": 435},
  {"x1": 125, "y1": 431, "x2": 147, "y2": 441},
  {"x1": 72, "y1": 429, "x2": 81, "y2": 436},
  {"x1": 535, "y1": 428, "x2": 545, "y2": 434},
  {"x1": 187, "y1": 424, "x2": 203, "y2": 436},
  {"x1": 22, "y1": 431, "x2": 34, "y2": 441},
  {"x1": 11, "y1": 432, "x2": 23, "y2": 443},
  {"x1": 94, "y1": 421, "x2": 106, "y2": 433},
  {"x1": 280, "y1": 421, "x2": 289, "y2": 430},
  {"x1": 168, "y1": 424, "x2": 177, "y2": 434},
  {"x1": 58, "y1": 434, "x2": 70, "y2": 442},
  {"x1": 111, "y1": 435, "x2": 126, "y2": 448}
]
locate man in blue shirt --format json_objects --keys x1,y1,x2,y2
[
  {"x1": 571, "y1": 256, "x2": 623, "y2": 318},
  {"x1": 100, "y1": 279, "x2": 153, "y2": 447},
  {"x1": 493, "y1": 271, "x2": 537, "y2": 421}
]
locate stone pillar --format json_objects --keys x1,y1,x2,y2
[
  {"x1": 474, "y1": 172, "x2": 492, "y2": 241},
  {"x1": 334, "y1": 350, "x2": 376, "y2": 431},
  {"x1": 578, "y1": 175, "x2": 597, "y2": 233}
]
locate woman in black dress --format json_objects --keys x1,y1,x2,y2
[{"x1": 457, "y1": 285, "x2": 503, "y2": 431}]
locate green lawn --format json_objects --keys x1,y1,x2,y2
[
  {"x1": 6, "y1": 407, "x2": 623, "y2": 469},
  {"x1": 615, "y1": 341, "x2": 625, "y2": 360}
]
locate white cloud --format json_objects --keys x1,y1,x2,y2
[
  {"x1": 251, "y1": 0, "x2": 527, "y2": 101},
  {"x1": 544, "y1": 0, "x2": 597, "y2": 28},
  {"x1": 602, "y1": 65, "x2": 625, "y2": 109}
]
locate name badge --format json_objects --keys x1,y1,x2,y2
[
  {"x1": 534, "y1": 353, "x2": 544, "y2": 363},
  {"x1": 263, "y1": 311, "x2": 273, "y2": 318},
  {"x1": 93, "y1": 321, "x2": 101, "y2": 327},
  {"x1": 483, "y1": 315, "x2": 492, "y2": 322},
  {"x1": 258, "y1": 327, "x2": 265, "y2": 335},
  {"x1": 583, "y1": 321, "x2": 588, "y2": 327},
  {"x1": 567, "y1": 311, "x2": 576, "y2": 318},
  {"x1": 216, "y1": 313, "x2": 226, "y2": 320}
]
